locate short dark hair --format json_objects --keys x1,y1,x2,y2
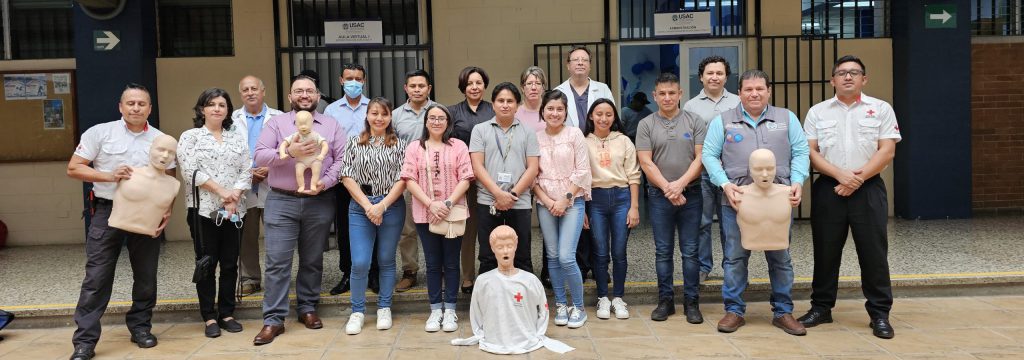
[
  {"x1": 406, "y1": 69, "x2": 432, "y2": 84},
  {"x1": 341, "y1": 63, "x2": 366, "y2": 76},
  {"x1": 539, "y1": 90, "x2": 568, "y2": 123},
  {"x1": 297, "y1": 69, "x2": 320, "y2": 85},
  {"x1": 698, "y1": 55, "x2": 731, "y2": 76},
  {"x1": 583, "y1": 98, "x2": 624, "y2": 137},
  {"x1": 417, "y1": 104, "x2": 456, "y2": 149},
  {"x1": 491, "y1": 82, "x2": 522, "y2": 103},
  {"x1": 124, "y1": 82, "x2": 149, "y2": 95},
  {"x1": 655, "y1": 72, "x2": 680, "y2": 87},
  {"x1": 566, "y1": 46, "x2": 591, "y2": 61},
  {"x1": 739, "y1": 69, "x2": 771, "y2": 88},
  {"x1": 192, "y1": 88, "x2": 235, "y2": 131},
  {"x1": 832, "y1": 55, "x2": 866, "y2": 75},
  {"x1": 291, "y1": 74, "x2": 319, "y2": 90},
  {"x1": 457, "y1": 66, "x2": 490, "y2": 94}
]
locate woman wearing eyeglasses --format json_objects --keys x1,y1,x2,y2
[
  {"x1": 401, "y1": 104, "x2": 474, "y2": 332},
  {"x1": 177, "y1": 88, "x2": 252, "y2": 338}
]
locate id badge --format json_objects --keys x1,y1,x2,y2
[{"x1": 496, "y1": 172, "x2": 513, "y2": 184}]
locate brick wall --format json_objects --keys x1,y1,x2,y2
[{"x1": 972, "y1": 39, "x2": 1024, "y2": 211}]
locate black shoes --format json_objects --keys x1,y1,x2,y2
[
  {"x1": 69, "y1": 346, "x2": 95, "y2": 360},
  {"x1": 683, "y1": 299, "x2": 704, "y2": 324},
  {"x1": 205, "y1": 322, "x2": 221, "y2": 338},
  {"x1": 870, "y1": 318, "x2": 895, "y2": 339},
  {"x1": 330, "y1": 276, "x2": 351, "y2": 295},
  {"x1": 797, "y1": 309, "x2": 834, "y2": 327},
  {"x1": 129, "y1": 330, "x2": 158, "y2": 348},
  {"x1": 218, "y1": 318, "x2": 244, "y2": 333},
  {"x1": 651, "y1": 298, "x2": 676, "y2": 321}
]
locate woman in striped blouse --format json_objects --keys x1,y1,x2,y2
[{"x1": 339, "y1": 97, "x2": 408, "y2": 335}]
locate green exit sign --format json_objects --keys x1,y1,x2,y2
[{"x1": 925, "y1": 4, "x2": 956, "y2": 29}]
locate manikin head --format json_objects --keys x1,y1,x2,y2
[
  {"x1": 149, "y1": 135, "x2": 178, "y2": 171},
  {"x1": 295, "y1": 110, "x2": 313, "y2": 135},
  {"x1": 489, "y1": 225, "x2": 518, "y2": 271},
  {"x1": 749, "y1": 148, "x2": 777, "y2": 190}
]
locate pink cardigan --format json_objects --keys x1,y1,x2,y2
[{"x1": 400, "y1": 138, "x2": 475, "y2": 223}]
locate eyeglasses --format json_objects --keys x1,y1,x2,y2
[
  {"x1": 568, "y1": 57, "x2": 591, "y2": 63},
  {"x1": 427, "y1": 116, "x2": 448, "y2": 123},
  {"x1": 833, "y1": 70, "x2": 864, "y2": 78},
  {"x1": 290, "y1": 88, "x2": 319, "y2": 96},
  {"x1": 523, "y1": 81, "x2": 544, "y2": 87}
]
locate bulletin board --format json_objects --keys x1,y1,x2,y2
[{"x1": 0, "y1": 70, "x2": 77, "y2": 162}]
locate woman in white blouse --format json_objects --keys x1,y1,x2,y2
[{"x1": 177, "y1": 88, "x2": 252, "y2": 338}]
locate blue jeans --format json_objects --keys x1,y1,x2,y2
[
  {"x1": 415, "y1": 224, "x2": 461, "y2": 311},
  {"x1": 648, "y1": 186, "x2": 702, "y2": 301},
  {"x1": 588, "y1": 187, "x2": 631, "y2": 298},
  {"x1": 699, "y1": 171, "x2": 723, "y2": 274},
  {"x1": 720, "y1": 204, "x2": 795, "y2": 317},
  {"x1": 349, "y1": 196, "x2": 406, "y2": 313},
  {"x1": 537, "y1": 198, "x2": 586, "y2": 308}
]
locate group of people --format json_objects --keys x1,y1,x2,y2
[{"x1": 64, "y1": 47, "x2": 900, "y2": 359}]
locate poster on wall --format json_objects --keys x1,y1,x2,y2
[
  {"x1": 4, "y1": 74, "x2": 48, "y2": 100},
  {"x1": 52, "y1": 73, "x2": 71, "y2": 94},
  {"x1": 324, "y1": 20, "x2": 384, "y2": 46},
  {"x1": 43, "y1": 99, "x2": 65, "y2": 130}
]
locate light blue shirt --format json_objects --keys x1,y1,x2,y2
[
  {"x1": 245, "y1": 104, "x2": 269, "y2": 157},
  {"x1": 702, "y1": 106, "x2": 810, "y2": 187},
  {"x1": 324, "y1": 95, "x2": 371, "y2": 138}
]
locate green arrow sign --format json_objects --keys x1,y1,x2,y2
[
  {"x1": 925, "y1": 4, "x2": 956, "y2": 29},
  {"x1": 93, "y1": 30, "x2": 121, "y2": 51}
]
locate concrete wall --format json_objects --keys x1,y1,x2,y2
[{"x1": 971, "y1": 37, "x2": 1024, "y2": 212}]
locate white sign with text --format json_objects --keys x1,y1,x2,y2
[
  {"x1": 654, "y1": 12, "x2": 712, "y2": 37},
  {"x1": 325, "y1": 20, "x2": 383, "y2": 46}
]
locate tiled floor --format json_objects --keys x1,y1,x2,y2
[{"x1": 4, "y1": 295, "x2": 1024, "y2": 359}]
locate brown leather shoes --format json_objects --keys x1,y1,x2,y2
[
  {"x1": 299, "y1": 311, "x2": 323, "y2": 329},
  {"x1": 717, "y1": 312, "x2": 746, "y2": 333},
  {"x1": 772, "y1": 313, "x2": 808, "y2": 336},
  {"x1": 252, "y1": 325, "x2": 285, "y2": 345},
  {"x1": 395, "y1": 270, "x2": 417, "y2": 292}
]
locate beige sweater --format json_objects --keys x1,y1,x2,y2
[{"x1": 585, "y1": 131, "x2": 642, "y2": 188}]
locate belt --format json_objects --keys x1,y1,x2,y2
[
  {"x1": 271, "y1": 187, "x2": 321, "y2": 198},
  {"x1": 94, "y1": 198, "x2": 113, "y2": 206}
]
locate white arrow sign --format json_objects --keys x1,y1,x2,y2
[
  {"x1": 929, "y1": 10, "x2": 952, "y2": 24},
  {"x1": 96, "y1": 31, "x2": 120, "y2": 50}
]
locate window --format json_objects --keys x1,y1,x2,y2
[
  {"x1": 972, "y1": 0, "x2": 1023, "y2": 35},
  {"x1": 619, "y1": 0, "x2": 744, "y2": 39},
  {"x1": 157, "y1": 0, "x2": 233, "y2": 57},
  {"x1": 290, "y1": 0, "x2": 419, "y2": 47},
  {"x1": 801, "y1": 1, "x2": 890, "y2": 38},
  {"x1": 1, "y1": 0, "x2": 74, "y2": 60}
]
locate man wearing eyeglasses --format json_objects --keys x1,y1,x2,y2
[
  {"x1": 250, "y1": 74, "x2": 347, "y2": 345},
  {"x1": 798, "y1": 56, "x2": 900, "y2": 340}
]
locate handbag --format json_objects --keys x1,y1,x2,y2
[
  {"x1": 191, "y1": 170, "x2": 214, "y2": 284},
  {"x1": 424, "y1": 146, "x2": 469, "y2": 239}
]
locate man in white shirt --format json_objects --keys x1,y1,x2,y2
[{"x1": 232, "y1": 75, "x2": 284, "y2": 296}]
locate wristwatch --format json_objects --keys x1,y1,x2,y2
[
  {"x1": 509, "y1": 190, "x2": 519, "y2": 198},
  {"x1": 444, "y1": 199, "x2": 453, "y2": 209},
  {"x1": 564, "y1": 192, "x2": 573, "y2": 200}
]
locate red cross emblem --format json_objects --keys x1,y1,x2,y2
[
  {"x1": 866, "y1": 109, "x2": 876, "y2": 117},
  {"x1": 514, "y1": 292, "x2": 523, "y2": 302}
]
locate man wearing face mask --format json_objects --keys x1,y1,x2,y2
[{"x1": 324, "y1": 63, "x2": 379, "y2": 296}]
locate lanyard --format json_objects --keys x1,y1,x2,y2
[{"x1": 492, "y1": 124, "x2": 514, "y2": 161}]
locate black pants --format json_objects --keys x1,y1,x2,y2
[
  {"x1": 336, "y1": 188, "x2": 377, "y2": 279},
  {"x1": 476, "y1": 206, "x2": 533, "y2": 274},
  {"x1": 187, "y1": 208, "x2": 240, "y2": 321},
  {"x1": 810, "y1": 175, "x2": 893, "y2": 319},
  {"x1": 72, "y1": 202, "x2": 159, "y2": 348}
]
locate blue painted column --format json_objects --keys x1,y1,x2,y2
[{"x1": 891, "y1": 0, "x2": 972, "y2": 219}]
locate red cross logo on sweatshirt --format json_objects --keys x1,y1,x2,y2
[
  {"x1": 514, "y1": 292, "x2": 523, "y2": 302},
  {"x1": 866, "y1": 109, "x2": 876, "y2": 117}
]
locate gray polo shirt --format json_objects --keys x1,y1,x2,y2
[
  {"x1": 393, "y1": 99, "x2": 439, "y2": 143},
  {"x1": 635, "y1": 110, "x2": 707, "y2": 187},
  {"x1": 468, "y1": 117, "x2": 540, "y2": 209},
  {"x1": 682, "y1": 89, "x2": 740, "y2": 123}
]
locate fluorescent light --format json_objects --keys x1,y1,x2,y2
[{"x1": 833, "y1": 1, "x2": 874, "y2": 8}]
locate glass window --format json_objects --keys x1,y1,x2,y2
[
  {"x1": 290, "y1": 0, "x2": 419, "y2": 47},
  {"x1": 801, "y1": 0, "x2": 889, "y2": 38},
  {"x1": 619, "y1": 0, "x2": 744, "y2": 39},
  {"x1": 157, "y1": 0, "x2": 234, "y2": 57},
  {"x1": 7, "y1": 0, "x2": 74, "y2": 59},
  {"x1": 972, "y1": 0, "x2": 1023, "y2": 35}
]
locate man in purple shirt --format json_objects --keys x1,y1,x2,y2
[{"x1": 251, "y1": 74, "x2": 346, "y2": 345}]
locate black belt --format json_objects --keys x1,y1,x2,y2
[
  {"x1": 271, "y1": 187, "x2": 325, "y2": 198},
  {"x1": 94, "y1": 198, "x2": 113, "y2": 206}
]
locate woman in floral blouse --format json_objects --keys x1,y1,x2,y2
[{"x1": 177, "y1": 88, "x2": 252, "y2": 338}]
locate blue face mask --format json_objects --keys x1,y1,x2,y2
[{"x1": 343, "y1": 80, "x2": 363, "y2": 98}]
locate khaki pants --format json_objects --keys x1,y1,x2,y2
[
  {"x1": 461, "y1": 187, "x2": 478, "y2": 282},
  {"x1": 399, "y1": 192, "x2": 420, "y2": 273},
  {"x1": 238, "y1": 207, "x2": 263, "y2": 285}
]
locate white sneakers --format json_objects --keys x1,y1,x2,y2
[
  {"x1": 611, "y1": 297, "x2": 630, "y2": 319},
  {"x1": 425, "y1": 308, "x2": 459, "y2": 332},
  {"x1": 376, "y1": 308, "x2": 392, "y2": 330},
  {"x1": 345, "y1": 312, "x2": 364, "y2": 335},
  {"x1": 596, "y1": 297, "x2": 612, "y2": 319},
  {"x1": 554, "y1": 303, "x2": 570, "y2": 326},
  {"x1": 425, "y1": 309, "x2": 443, "y2": 332}
]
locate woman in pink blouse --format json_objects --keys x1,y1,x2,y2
[
  {"x1": 532, "y1": 90, "x2": 592, "y2": 329},
  {"x1": 401, "y1": 104, "x2": 474, "y2": 333}
]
